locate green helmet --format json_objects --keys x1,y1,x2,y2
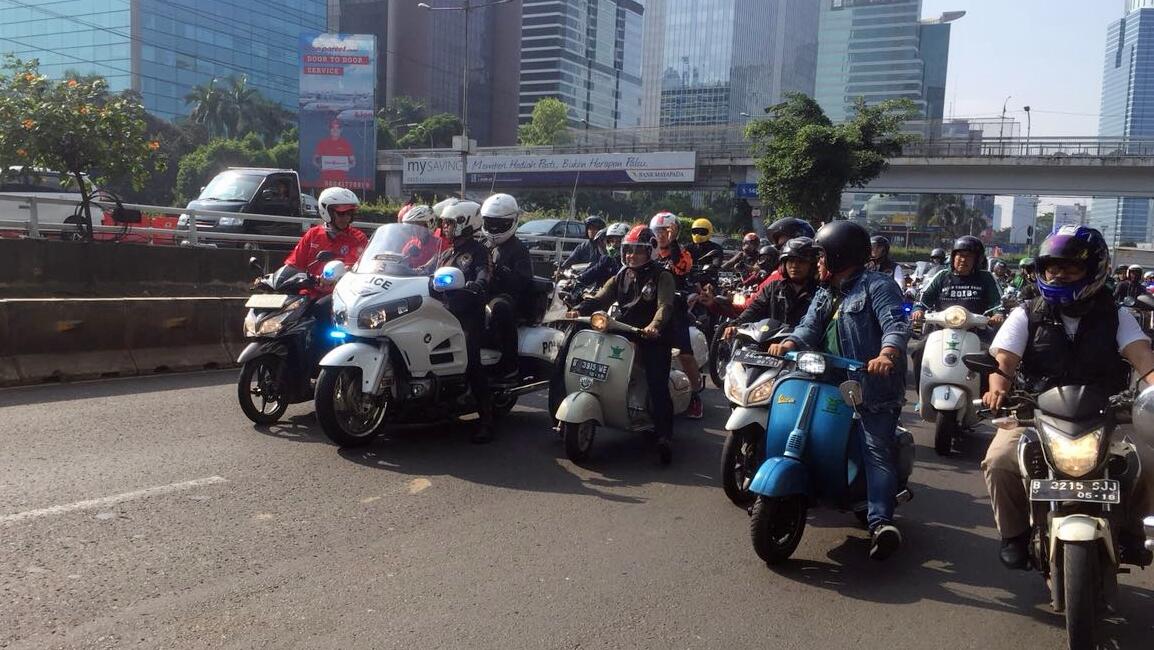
[{"x1": 1019, "y1": 257, "x2": 1035, "y2": 271}]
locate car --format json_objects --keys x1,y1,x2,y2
[
  {"x1": 516, "y1": 218, "x2": 589, "y2": 259},
  {"x1": 178, "y1": 168, "x2": 308, "y2": 246},
  {"x1": 0, "y1": 167, "x2": 94, "y2": 235}
]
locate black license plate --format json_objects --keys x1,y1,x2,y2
[
  {"x1": 1029, "y1": 479, "x2": 1120, "y2": 504},
  {"x1": 730, "y1": 347, "x2": 782, "y2": 369},
  {"x1": 570, "y1": 357, "x2": 609, "y2": 382}
]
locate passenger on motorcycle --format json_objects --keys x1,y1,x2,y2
[
  {"x1": 867, "y1": 236, "x2": 905, "y2": 288},
  {"x1": 480, "y1": 194, "x2": 535, "y2": 381},
  {"x1": 686, "y1": 218, "x2": 724, "y2": 265},
  {"x1": 437, "y1": 199, "x2": 497, "y2": 443},
  {"x1": 651, "y1": 211, "x2": 703, "y2": 419},
  {"x1": 560, "y1": 215, "x2": 607, "y2": 269},
  {"x1": 577, "y1": 222, "x2": 630, "y2": 288},
  {"x1": 1113, "y1": 264, "x2": 1146, "y2": 302},
  {"x1": 399, "y1": 204, "x2": 442, "y2": 269},
  {"x1": 570, "y1": 225, "x2": 678, "y2": 464},
  {"x1": 722, "y1": 233, "x2": 760, "y2": 273},
  {"x1": 740, "y1": 244, "x2": 780, "y2": 288},
  {"x1": 981, "y1": 225, "x2": 1154, "y2": 569},
  {"x1": 762, "y1": 217, "x2": 817, "y2": 283},
  {"x1": 992, "y1": 259, "x2": 1012, "y2": 289},
  {"x1": 719, "y1": 237, "x2": 820, "y2": 336},
  {"x1": 926, "y1": 248, "x2": 948, "y2": 277},
  {"x1": 768, "y1": 220, "x2": 910, "y2": 561}
]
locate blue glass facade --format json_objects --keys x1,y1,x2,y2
[{"x1": 0, "y1": 0, "x2": 326, "y2": 120}]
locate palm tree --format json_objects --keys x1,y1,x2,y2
[
  {"x1": 919, "y1": 194, "x2": 987, "y2": 240},
  {"x1": 183, "y1": 79, "x2": 226, "y2": 137},
  {"x1": 221, "y1": 75, "x2": 258, "y2": 140}
]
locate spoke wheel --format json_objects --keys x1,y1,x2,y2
[
  {"x1": 237, "y1": 355, "x2": 288, "y2": 424},
  {"x1": 316, "y1": 367, "x2": 387, "y2": 447}
]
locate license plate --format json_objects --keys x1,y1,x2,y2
[
  {"x1": 730, "y1": 347, "x2": 782, "y2": 369},
  {"x1": 1029, "y1": 479, "x2": 1121, "y2": 504},
  {"x1": 245, "y1": 294, "x2": 290, "y2": 309},
  {"x1": 570, "y1": 357, "x2": 609, "y2": 382}
]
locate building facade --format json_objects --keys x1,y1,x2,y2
[
  {"x1": 1006, "y1": 195, "x2": 1040, "y2": 245},
  {"x1": 518, "y1": 0, "x2": 645, "y2": 130},
  {"x1": 0, "y1": 0, "x2": 327, "y2": 119}
]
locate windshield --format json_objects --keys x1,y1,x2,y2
[
  {"x1": 517, "y1": 219, "x2": 555, "y2": 235},
  {"x1": 198, "y1": 172, "x2": 263, "y2": 202},
  {"x1": 356, "y1": 223, "x2": 446, "y2": 277}
]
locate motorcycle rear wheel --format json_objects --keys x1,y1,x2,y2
[
  {"x1": 315, "y1": 367, "x2": 386, "y2": 448},
  {"x1": 237, "y1": 355, "x2": 288, "y2": 425},
  {"x1": 934, "y1": 410, "x2": 958, "y2": 457},
  {"x1": 750, "y1": 495, "x2": 807, "y2": 565},
  {"x1": 1063, "y1": 541, "x2": 1100, "y2": 650},
  {"x1": 720, "y1": 427, "x2": 760, "y2": 507}
]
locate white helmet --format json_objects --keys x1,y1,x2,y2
[
  {"x1": 481, "y1": 193, "x2": 521, "y2": 245},
  {"x1": 605, "y1": 222, "x2": 631, "y2": 239},
  {"x1": 439, "y1": 198, "x2": 482, "y2": 241},
  {"x1": 401, "y1": 204, "x2": 435, "y2": 230},
  {"x1": 317, "y1": 187, "x2": 359, "y2": 224},
  {"x1": 649, "y1": 211, "x2": 678, "y2": 232}
]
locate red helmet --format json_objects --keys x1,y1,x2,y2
[
  {"x1": 622, "y1": 225, "x2": 657, "y2": 267},
  {"x1": 742, "y1": 232, "x2": 760, "y2": 244}
]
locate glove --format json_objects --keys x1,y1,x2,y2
[{"x1": 464, "y1": 280, "x2": 482, "y2": 294}]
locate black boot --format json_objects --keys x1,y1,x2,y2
[
  {"x1": 1119, "y1": 531, "x2": 1153, "y2": 567},
  {"x1": 656, "y1": 438, "x2": 672, "y2": 465},
  {"x1": 999, "y1": 532, "x2": 1030, "y2": 570}
]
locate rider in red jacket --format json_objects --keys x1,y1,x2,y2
[{"x1": 284, "y1": 186, "x2": 367, "y2": 297}]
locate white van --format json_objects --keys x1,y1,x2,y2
[{"x1": 0, "y1": 168, "x2": 93, "y2": 230}]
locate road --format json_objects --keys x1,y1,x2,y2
[{"x1": 2, "y1": 371, "x2": 1152, "y2": 649}]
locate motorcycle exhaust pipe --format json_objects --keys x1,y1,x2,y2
[{"x1": 1145, "y1": 515, "x2": 1154, "y2": 551}]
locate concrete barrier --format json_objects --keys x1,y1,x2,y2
[
  {"x1": 0, "y1": 302, "x2": 19, "y2": 385},
  {"x1": 125, "y1": 298, "x2": 245, "y2": 374},
  {"x1": 7, "y1": 299, "x2": 137, "y2": 383}
]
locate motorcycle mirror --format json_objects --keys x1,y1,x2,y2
[
  {"x1": 321, "y1": 260, "x2": 347, "y2": 284},
  {"x1": 962, "y1": 352, "x2": 1002, "y2": 376},
  {"x1": 838, "y1": 381, "x2": 863, "y2": 408},
  {"x1": 248, "y1": 256, "x2": 262, "y2": 272},
  {"x1": 432, "y1": 266, "x2": 466, "y2": 292},
  {"x1": 314, "y1": 250, "x2": 336, "y2": 264}
]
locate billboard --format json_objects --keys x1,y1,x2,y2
[
  {"x1": 402, "y1": 152, "x2": 697, "y2": 187},
  {"x1": 299, "y1": 32, "x2": 376, "y2": 191}
]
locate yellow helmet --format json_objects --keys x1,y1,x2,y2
[{"x1": 690, "y1": 218, "x2": 713, "y2": 244}]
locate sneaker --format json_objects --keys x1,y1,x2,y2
[
  {"x1": 869, "y1": 524, "x2": 902, "y2": 561},
  {"x1": 656, "y1": 438, "x2": 673, "y2": 465},
  {"x1": 999, "y1": 532, "x2": 1030, "y2": 570},
  {"x1": 686, "y1": 394, "x2": 703, "y2": 420}
]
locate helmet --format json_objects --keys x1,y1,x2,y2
[
  {"x1": 814, "y1": 220, "x2": 870, "y2": 274},
  {"x1": 993, "y1": 259, "x2": 1008, "y2": 271},
  {"x1": 757, "y1": 244, "x2": 780, "y2": 269},
  {"x1": 870, "y1": 235, "x2": 890, "y2": 251},
  {"x1": 1035, "y1": 225, "x2": 1110, "y2": 308},
  {"x1": 584, "y1": 215, "x2": 606, "y2": 232},
  {"x1": 930, "y1": 248, "x2": 947, "y2": 263},
  {"x1": 649, "y1": 211, "x2": 678, "y2": 232},
  {"x1": 481, "y1": 193, "x2": 521, "y2": 245},
  {"x1": 742, "y1": 232, "x2": 760, "y2": 247},
  {"x1": 622, "y1": 225, "x2": 657, "y2": 268},
  {"x1": 1144, "y1": 271, "x2": 1154, "y2": 281},
  {"x1": 1129, "y1": 264, "x2": 1144, "y2": 273},
  {"x1": 767, "y1": 217, "x2": 815, "y2": 246},
  {"x1": 317, "y1": 186, "x2": 360, "y2": 225},
  {"x1": 780, "y1": 236, "x2": 821, "y2": 262},
  {"x1": 1116, "y1": 263, "x2": 1129, "y2": 274},
  {"x1": 690, "y1": 218, "x2": 714, "y2": 244},
  {"x1": 951, "y1": 235, "x2": 986, "y2": 270},
  {"x1": 438, "y1": 198, "x2": 482, "y2": 241},
  {"x1": 1019, "y1": 257, "x2": 1035, "y2": 271},
  {"x1": 401, "y1": 204, "x2": 435, "y2": 230},
  {"x1": 603, "y1": 222, "x2": 630, "y2": 256}
]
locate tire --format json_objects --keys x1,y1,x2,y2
[
  {"x1": 492, "y1": 391, "x2": 518, "y2": 419},
  {"x1": 708, "y1": 325, "x2": 731, "y2": 388},
  {"x1": 562, "y1": 420, "x2": 596, "y2": 463},
  {"x1": 934, "y1": 410, "x2": 958, "y2": 457},
  {"x1": 315, "y1": 367, "x2": 387, "y2": 448},
  {"x1": 237, "y1": 355, "x2": 288, "y2": 425},
  {"x1": 1063, "y1": 541, "x2": 1099, "y2": 650},
  {"x1": 750, "y1": 495, "x2": 807, "y2": 565},
  {"x1": 720, "y1": 427, "x2": 761, "y2": 507}
]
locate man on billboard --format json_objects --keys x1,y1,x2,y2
[{"x1": 312, "y1": 119, "x2": 356, "y2": 184}]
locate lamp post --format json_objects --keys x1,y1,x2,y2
[
  {"x1": 579, "y1": 117, "x2": 590, "y2": 147},
  {"x1": 999, "y1": 95, "x2": 1012, "y2": 155},
  {"x1": 418, "y1": 0, "x2": 513, "y2": 198},
  {"x1": 1023, "y1": 105, "x2": 1032, "y2": 153}
]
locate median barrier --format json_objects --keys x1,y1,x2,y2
[
  {"x1": 6, "y1": 299, "x2": 136, "y2": 384},
  {"x1": 125, "y1": 298, "x2": 244, "y2": 375},
  {"x1": 0, "y1": 302, "x2": 18, "y2": 385}
]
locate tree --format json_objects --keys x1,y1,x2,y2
[
  {"x1": 916, "y1": 194, "x2": 989, "y2": 240},
  {"x1": 184, "y1": 79, "x2": 227, "y2": 138},
  {"x1": 397, "y1": 113, "x2": 462, "y2": 149},
  {"x1": 0, "y1": 56, "x2": 165, "y2": 238},
  {"x1": 174, "y1": 133, "x2": 275, "y2": 204},
  {"x1": 518, "y1": 97, "x2": 573, "y2": 146},
  {"x1": 184, "y1": 75, "x2": 289, "y2": 145},
  {"x1": 746, "y1": 93, "x2": 919, "y2": 224},
  {"x1": 379, "y1": 96, "x2": 426, "y2": 129},
  {"x1": 1036, "y1": 211, "x2": 1055, "y2": 237}
]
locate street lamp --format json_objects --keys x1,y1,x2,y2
[
  {"x1": 1023, "y1": 105, "x2": 1032, "y2": 152},
  {"x1": 578, "y1": 117, "x2": 590, "y2": 147},
  {"x1": 999, "y1": 95, "x2": 1012, "y2": 154},
  {"x1": 418, "y1": 0, "x2": 513, "y2": 198}
]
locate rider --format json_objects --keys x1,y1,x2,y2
[
  {"x1": 763, "y1": 217, "x2": 817, "y2": 283},
  {"x1": 981, "y1": 225, "x2": 1154, "y2": 569},
  {"x1": 686, "y1": 218, "x2": 724, "y2": 265},
  {"x1": 572, "y1": 225, "x2": 678, "y2": 464},
  {"x1": 744, "y1": 244, "x2": 780, "y2": 287},
  {"x1": 991, "y1": 259, "x2": 1012, "y2": 289},
  {"x1": 560, "y1": 215, "x2": 607, "y2": 269},
  {"x1": 651, "y1": 211, "x2": 703, "y2": 419},
  {"x1": 768, "y1": 220, "x2": 910, "y2": 561},
  {"x1": 718, "y1": 236, "x2": 820, "y2": 333},
  {"x1": 1011, "y1": 258, "x2": 1040, "y2": 301},
  {"x1": 926, "y1": 248, "x2": 948, "y2": 277},
  {"x1": 722, "y1": 233, "x2": 760, "y2": 273},
  {"x1": 399, "y1": 204, "x2": 442, "y2": 269},
  {"x1": 1113, "y1": 264, "x2": 1145, "y2": 302},
  {"x1": 436, "y1": 199, "x2": 496, "y2": 444},
  {"x1": 480, "y1": 193, "x2": 534, "y2": 381},
  {"x1": 868, "y1": 235, "x2": 905, "y2": 288},
  {"x1": 577, "y1": 222, "x2": 630, "y2": 288}
]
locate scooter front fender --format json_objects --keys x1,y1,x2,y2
[
  {"x1": 931, "y1": 384, "x2": 968, "y2": 411},
  {"x1": 725, "y1": 407, "x2": 767, "y2": 435},
  {"x1": 555, "y1": 391, "x2": 604, "y2": 427},
  {"x1": 237, "y1": 341, "x2": 286, "y2": 364},
  {"x1": 1050, "y1": 514, "x2": 1116, "y2": 564},
  {"x1": 319, "y1": 341, "x2": 388, "y2": 395},
  {"x1": 749, "y1": 456, "x2": 810, "y2": 498}
]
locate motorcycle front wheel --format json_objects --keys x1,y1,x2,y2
[
  {"x1": 315, "y1": 367, "x2": 387, "y2": 448},
  {"x1": 720, "y1": 426, "x2": 761, "y2": 507},
  {"x1": 1063, "y1": 541, "x2": 1100, "y2": 650},
  {"x1": 562, "y1": 420, "x2": 596, "y2": 463},
  {"x1": 934, "y1": 410, "x2": 958, "y2": 457},
  {"x1": 750, "y1": 495, "x2": 807, "y2": 565},
  {"x1": 237, "y1": 355, "x2": 288, "y2": 425}
]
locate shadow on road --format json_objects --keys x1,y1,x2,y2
[{"x1": 0, "y1": 369, "x2": 235, "y2": 408}]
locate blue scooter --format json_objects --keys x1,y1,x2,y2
[{"x1": 747, "y1": 350, "x2": 914, "y2": 565}]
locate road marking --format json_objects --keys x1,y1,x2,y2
[
  {"x1": 0, "y1": 476, "x2": 227, "y2": 524},
  {"x1": 407, "y1": 478, "x2": 432, "y2": 494}
]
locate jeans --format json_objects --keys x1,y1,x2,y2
[
  {"x1": 859, "y1": 407, "x2": 901, "y2": 530},
  {"x1": 637, "y1": 341, "x2": 674, "y2": 442}
]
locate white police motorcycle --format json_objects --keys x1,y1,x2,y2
[
  {"x1": 315, "y1": 223, "x2": 563, "y2": 447},
  {"x1": 918, "y1": 305, "x2": 991, "y2": 455}
]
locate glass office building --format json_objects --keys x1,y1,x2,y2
[{"x1": 0, "y1": 0, "x2": 327, "y2": 120}]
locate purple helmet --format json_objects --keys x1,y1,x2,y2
[{"x1": 1035, "y1": 225, "x2": 1110, "y2": 307}]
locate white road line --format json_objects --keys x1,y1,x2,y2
[{"x1": 0, "y1": 476, "x2": 227, "y2": 524}]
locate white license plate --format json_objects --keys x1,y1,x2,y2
[
  {"x1": 245, "y1": 294, "x2": 289, "y2": 309},
  {"x1": 1029, "y1": 479, "x2": 1120, "y2": 504}
]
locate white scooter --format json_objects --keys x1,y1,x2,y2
[
  {"x1": 315, "y1": 223, "x2": 564, "y2": 447},
  {"x1": 554, "y1": 311, "x2": 701, "y2": 463},
  {"x1": 918, "y1": 305, "x2": 990, "y2": 456}
]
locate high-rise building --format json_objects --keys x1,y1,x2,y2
[
  {"x1": 0, "y1": 0, "x2": 327, "y2": 119},
  {"x1": 328, "y1": 0, "x2": 522, "y2": 146},
  {"x1": 639, "y1": 0, "x2": 819, "y2": 128},
  {"x1": 1091, "y1": 3, "x2": 1154, "y2": 246},
  {"x1": 1054, "y1": 203, "x2": 1088, "y2": 231},
  {"x1": 1003, "y1": 195, "x2": 1039, "y2": 245},
  {"x1": 518, "y1": 0, "x2": 645, "y2": 130}
]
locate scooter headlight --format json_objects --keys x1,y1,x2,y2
[
  {"x1": 942, "y1": 306, "x2": 968, "y2": 328},
  {"x1": 1042, "y1": 425, "x2": 1105, "y2": 478},
  {"x1": 724, "y1": 365, "x2": 746, "y2": 403},
  {"x1": 255, "y1": 309, "x2": 295, "y2": 336},
  {"x1": 245, "y1": 298, "x2": 305, "y2": 337},
  {"x1": 796, "y1": 352, "x2": 826, "y2": 375},
  {"x1": 746, "y1": 377, "x2": 776, "y2": 405},
  {"x1": 590, "y1": 312, "x2": 609, "y2": 332}
]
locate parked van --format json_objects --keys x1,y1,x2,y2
[{"x1": 178, "y1": 168, "x2": 310, "y2": 241}]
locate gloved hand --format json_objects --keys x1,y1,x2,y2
[{"x1": 464, "y1": 280, "x2": 483, "y2": 294}]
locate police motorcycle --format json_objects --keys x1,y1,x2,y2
[
  {"x1": 554, "y1": 310, "x2": 695, "y2": 463},
  {"x1": 315, "y1": 223, "x2": 563, "y2": 447},
  {"x1": 236, "y1": 251, "x2": 345, "y2": 424},
  {"x1": 720, "y1": 318, "x2": 791, "y2": 506},
  {"x1": 917, "y1": 305, "x2": 994, "y2": 456},
  {"x1": 964, "y1": 352, "x2": 1153, "y2": 650},
  {"x1": 748, "y1": 351, "x2": 914, "y2": 565}
]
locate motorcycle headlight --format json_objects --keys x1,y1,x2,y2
[
  {"x1": 796, "y1": 352, "x2": 826, "y2": 375},
  {"x1": 357, "y1": 296, "x2": 422, "y2": 329},
  {"x1": 255, "y1": 309, "x2": 295, "y2": 336},
  {"x1": 1043, "y1": 426, "x2": 1105, "y2": 478},
  {"x1": 246, "y1": 298, "x2": 305, "y2": 337},
  {"x1": 244, "y1": 310, "x2": 260, "y2": 337},
  {"x1": 746, "y1": 377, "x2": 776, "y2": 405},
  {"x1": 724, "y1": 364, "x2": 746, "y2": 403},
  {"x1": 942, "y1": 306, "x2": 968, "y2": 328}
]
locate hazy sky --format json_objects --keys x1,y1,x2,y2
[{"x1": 921, "y1": 0, "x2": 1124, "y2": 136}]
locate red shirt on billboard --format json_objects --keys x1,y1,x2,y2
[{"x1": 313, "y1": 119, "x2": 357, "y2": 183}]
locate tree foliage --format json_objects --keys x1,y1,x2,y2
[
  {"x1": 746, "y1": 93, "x2": 919, "y2": 224},
  {"x1": 397, "y1": 113, "x2": 462, "y2": 149},
  {"x1": 183, "y1": 76, "x2": 291, "y2": 145},
  {"x1": 518, "y1": 97, "x2": 573, "y2": 146},
  {"x1": 915, "y1": 194, "x2": 988, "y2": 240},
  {"x1": 174, "y1": 133, "x2": 276, "y2": 204}
]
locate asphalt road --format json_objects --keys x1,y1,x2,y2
[{"x1": 2, "y1": 371, "x2": 1152, "y2": 649}]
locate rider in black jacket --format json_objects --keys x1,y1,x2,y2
[
  {"x1": 723, "y1": 237, "x2": 820, "y2": 336},
  {"x1": 560, "y1": 215, "x2": 606, "y2": 269},
  {"x1": 481, "y1": 194, "x2": 535, "y2": 381}
]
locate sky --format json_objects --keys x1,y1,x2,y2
[{"x1": 921, "y1": 0, "x2": 1124, "y2": 137}]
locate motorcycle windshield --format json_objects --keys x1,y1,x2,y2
[{"x1": 356, "y1": 223, "x2": 446, "y2": 277}]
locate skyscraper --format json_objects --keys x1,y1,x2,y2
[
  {"x1": 1090, "y1": 3, "x2": 1154, "y2": 246},
  {"x1": 639, "y1": 0, "x2": 819, "y2": 128},
  {"x1": 518, "y1": 0, "x2": 645, "y2": 130}
]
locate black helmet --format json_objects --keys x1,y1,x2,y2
[
  {"x1": 1036, "y1": 225, "x2": 1110, "y2": 309},
  {"x1": 951, "y1": 235, "x2": 986, "y2": 270},
  {"x1": 584, "y1": 215, "x2": 606, "y2": 231},
  {"x1": 767, "y1": 217, "x2": 815, "y2": 247},
  {"x1": 930, "y1": 248, "x2": 946, "y2": 262},
  {"x1": 870, "y1": 235, "x2": 890, "y2": 259},
  {"x1": 779, "y1": 236, "x2": 820, "y2": 261},
  {"x1": 815, "y1": 221, "x2": 870, "y2": 274},
  {"x1": 757, "y1": 244, "x2": 780, "y2": 269}
]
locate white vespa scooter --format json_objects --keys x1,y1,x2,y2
[
  {"x1": 315, "y1": 223, "x2": 564, "y2": 447},
  {"x1": 918, "y1": 305, "x2": 990, "y2": 455}
]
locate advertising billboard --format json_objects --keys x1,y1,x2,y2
[
  {"x1": 401, "y1": 152, "x2": 697, "y2": 187},
  {"x1": 299, "y1": 32, "x2": 376, "y2": 191}
]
